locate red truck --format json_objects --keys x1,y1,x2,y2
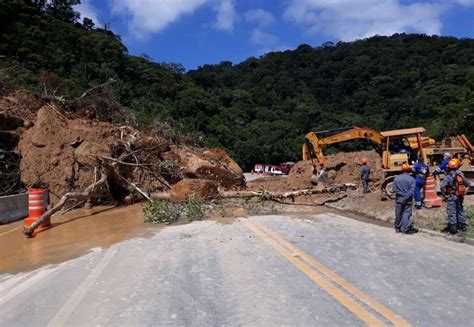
[{"x1": 279, "y1": 162, "x2": 295, "y2": 175}]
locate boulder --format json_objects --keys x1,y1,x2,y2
[
  {"x1": 170, "y1": 179, "x2": 218, "y2": 202},
  {"x1": 163, "y1": 147, "x2": 244, "y2": 189}
]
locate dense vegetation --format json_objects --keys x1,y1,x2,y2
[{"x1": 1, "y1": 1, "x2": 473, "y2": 170}]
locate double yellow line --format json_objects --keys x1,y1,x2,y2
[{"x1": 245, "y1": 219, "x2": 412, "y2": 327}]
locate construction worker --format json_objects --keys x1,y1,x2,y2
[
  {"x1": 392, "y1": 163, "x2": 418, "y2": 234},
  {"x1": 432, "y1": 152, "x2": 452, "y2": 176},
  {"x1": 412, "y1": 156, "x2": 429, "y2": 209},
  {"x1": 360, "y1": 158, "x2": 370, "y2": 193},
  {"x1": 440, "y1": 158, "x2": 471, "y2": 234}
]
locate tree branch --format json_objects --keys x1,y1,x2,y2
[
  {"x1": 23, "y1": 169, "x2": 108, "y2": 237},
  {"x1": 80, "y1": 79, "x2": 117, "y2": 98}
]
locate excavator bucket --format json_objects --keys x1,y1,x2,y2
[{"x1": 311, "y1": 168, "x2": 332, "y2": 185}]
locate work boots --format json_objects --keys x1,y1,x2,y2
[
  {"x1": 458, "y1": 223, "x2": 468, "y2": 232},
  {"x1": 402, "y1": 225, "x2": 419, "y2": 235},
  {"x1": 442, "y1": 224, "x2": 458, "y2": 235}
]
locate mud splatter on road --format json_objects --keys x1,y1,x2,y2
[{"x1": 0, "y1": 204, "x2": 162, "y2": 274}]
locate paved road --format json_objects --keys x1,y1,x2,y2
[{"x1": 1, "y1": 213, "x2": 473, "y2": 326}]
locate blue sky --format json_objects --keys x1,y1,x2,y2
[{"x1": 75, "y1": 0, "x2": 474, "y2": 70}]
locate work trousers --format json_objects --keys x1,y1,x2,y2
[
  {"x1": 362, "y1": 179, "x2": 369, "y2": 193},
  {"x1": 414, "y1": 181, "x2": 425, "y2": 208},
  {"x1": 447, "y1": 196, "x2": 466, "y2": 225},
  {"x1": 395, "y1": 199, "x2": 413, "y2": 232}
]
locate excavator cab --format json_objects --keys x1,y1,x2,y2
[{"x1": 380, "y1": 127, "x2": 427, "y2": 174}]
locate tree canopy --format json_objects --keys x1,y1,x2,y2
[{"x1": 1, "y1": 1, "x2": 473, "y2": 170}]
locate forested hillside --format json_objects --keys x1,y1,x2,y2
[
  {"x1": 1, "y1": 1, "x2": 473, "y2": 170},
  {"x1": 188, "y1": 36, "x2": 474, "y2": 168}
]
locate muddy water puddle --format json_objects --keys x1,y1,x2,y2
[{"x1": 0, "y1": 204, "x2": 163, "y2": 274}]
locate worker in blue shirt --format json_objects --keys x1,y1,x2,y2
[
  {"x1": 360, "y1": 158, "x2": 370, "y2": 193},
  {"x1": 392, "y1": 163, "x2": 418, "y2": 234},
  {"x1": 412, "y1": 157, "x2": 429, "y2": 209},
  {"x1": 432, "y1": 152, "x2": 452, "y2": 176},
  {"x1": 441, "y1": 158, "x2": 471, "y2": 234}
]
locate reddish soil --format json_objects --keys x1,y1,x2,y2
[{"x1": 1, "y1": 91, "x2": 244, "y2": 205}]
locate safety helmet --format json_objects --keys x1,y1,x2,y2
[
  {"x1": 361, "y1": 158, "x2": 368, "y2": 164},
  {"x1": 447, "y1": 158, "x2": 460, "y2": 169},
  {"x1": 401, "y1": 163, "x2": 411, "y2": 171},
  {"x1": 444, "y1": 152, "x2": 452, "y2": 160}
]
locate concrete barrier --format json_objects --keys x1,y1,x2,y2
[
  {"x1": 0, "y1": 191, "x2": 48, "y2": 224},
  {"x1": 0, "y1": 193, "x2": 28, "y2": 224}
]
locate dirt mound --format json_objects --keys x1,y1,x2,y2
[
  {"x1": 286, "y1": 150, "x2": 384, "y2": 187},
  {"x1": 18, "y1": 105, "x2": 122, "y2": 203},
  {"x1": 287, "y1": 160, "x2": 315, "y2": 189},
  {"x1": 248, "y1": 150, "x2": 385, "y2": 198},
  {"x1": 4, "y1": 92, "x2": 245, "y2": 205},
  {"x1": 170, "y1": 179, "x2": 218, "y2": 202},
  {"x1": 324, "y1": 150, "x2": 384, "y2": 183}
]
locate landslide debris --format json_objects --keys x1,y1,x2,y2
[
  {"x1": 248, "y1": 150, "x2": 384, "y2": 192},
  {"x1": 1, "y1": 91, "x2": 244, "y2": 205},
  {"x1": 246, "y1": 150, "x2": 385, "y2": 206}
]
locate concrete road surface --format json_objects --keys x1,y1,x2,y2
[{"x1": 1, "y1": 213, "x2": 473, "y2": 326}]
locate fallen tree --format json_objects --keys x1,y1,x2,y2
[{"x1": 150, "y1": 183, "x2": 356, "y2": 202}]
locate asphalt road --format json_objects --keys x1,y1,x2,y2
[{"x1": 1, "y1": 213, "x2": 473, "y2": 326}]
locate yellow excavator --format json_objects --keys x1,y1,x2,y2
[
  {"x1": 303, "y1": 126, "x2": 434, "y2": 172},
  {"x1": 303, "y1": 126, "x2": 473, "y2": 198},
  {"x1": 302, "y1": 126, "x2": 436, "y2": 198}
]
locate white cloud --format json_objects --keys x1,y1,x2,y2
[
  {"x1": 283, "y1": 0, "x2": 449, "y2": 41},
  {"x1": 453, "y1": 0, "x2": 474, "y2": 5},
  {"x1": 75, "y1": 0, "x2": 101, "y2": 26},
  {"x1": 213, "y1": 0, "x2": 237, "y2": 31},
  {"x1": 111, "y1": 0, "x2": 207, "y2": 37},
  {"x1": 110, "y1": 0, "x2": 236, "y2": 37},
  {"x1": 245, "y1": 9, "x2": 275, "y2": 27},
  {"x1": 250, "y1": 28, "x2": 279, "y2": 46}
]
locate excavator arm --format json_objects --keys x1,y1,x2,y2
[{"x1": 303, "y1": 127, "x2": 384, "y2": 172}]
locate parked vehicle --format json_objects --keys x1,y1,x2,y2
[
  {"x1": 268, "y1": 166, "x2": 283, "y2": 176},
  {"x1": 253, "y1": 164, "x2": 283, "y2": 175},
  {"x1": 253, "y1": 163, "x2": 266, "y2": 174},
  {"x1": 279, "y1": 162, "x2": 295, "y2": 175}
]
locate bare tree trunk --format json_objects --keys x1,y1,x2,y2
[
  {"x1": 220, "y1": 184, "x2": 355, "y2": 199},
  {"x1": 150, "y1": 184, "x2": 356, "y2": 202},
  {"x1": 80, "y1": 79, "x2": 116, "y2": 98}
]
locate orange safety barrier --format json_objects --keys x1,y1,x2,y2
[
  {"x1": 424, "y1": 175, "x2": 442, "y2": 208},
  {"x1": 23, "y1": 188, "x2": 50, "y2": 229}
]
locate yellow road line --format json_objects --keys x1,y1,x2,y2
[
  {"x1": 250, "y1": 219, "x2": 413, "y2": 327},
  {"x1": 245, "y1": 220, "x2": 385, "y2": 326}
]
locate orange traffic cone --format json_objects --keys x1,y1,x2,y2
[
  {"x1": 424, "y1": 175, "x2": 442, "y2": 208},
  {"x1": 23, "y1": 188, "x2": 50, "y2": 229}
]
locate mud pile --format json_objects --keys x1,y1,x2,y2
[
  {"x1": 247, "y1": 150, "x2": 385, "y2": 202},
  {"x1": 288, "y1": 150, "x2": 384, "y2": 185},
  {"x1": 1, "y1": 91, "x2": 244, "y2": 205},
  {"x1": 323, "y1": 150, "x2": 384, "y2": 183},
  {"x1": 18, "y1": 105, "x2": 125, "y2": 203}
]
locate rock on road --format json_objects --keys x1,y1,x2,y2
[{"x1": 1, "y1": 212, "x2": 473, "y2": 326}]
